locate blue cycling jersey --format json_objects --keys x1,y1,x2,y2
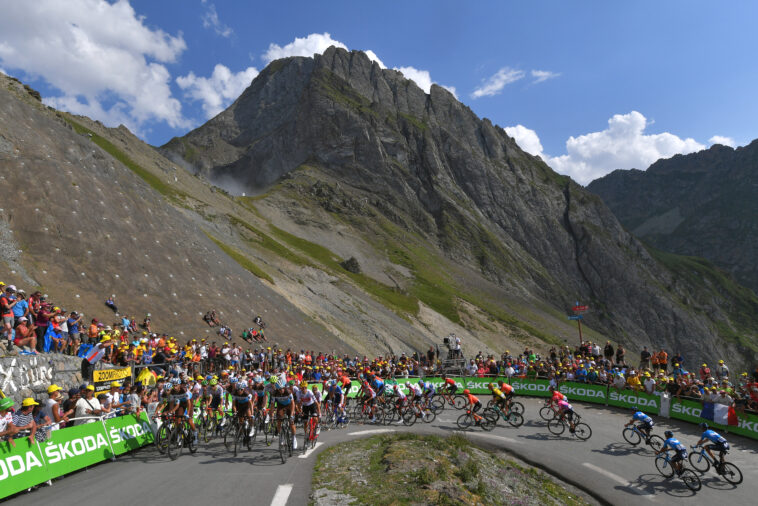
[
  {"x1": 702, "y1": 430, "x2": 727, "y2": 444},
  {"x1": 332, "y1": 385, "x2": 343, "y2": 395},
  {"x1": 422, "y1": 382, "x2": 435, "y2": 393},
  {"x1": 371, "y1": 379, "x2": 384, "y2": 390},
  {"x1": 663, "y1": 437, "x2": 686, "y2": 453},
  {"x1": 633, "y1": 411, "x2": 653, "y2": 425}
]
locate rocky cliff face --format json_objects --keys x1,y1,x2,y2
[
  {"x1": 161, "y1": 47, "x2": 758, "y2": 368},
  {"x1": 588, "y1": 141, "x2": 758, "y2": 296}
]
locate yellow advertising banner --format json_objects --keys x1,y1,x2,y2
[{"x1": 93, "y1": 367, "x2": 132, "y2": 383}]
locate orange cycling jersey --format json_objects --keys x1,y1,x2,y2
[
  {"x1": 466, "y1": 393, "x2": 480, "y2": 405},
  {"x1": 500, "y1": 383, "x2": 513, "y2": 394},
  {"x1": 444, "y1": 378, "x2": 456, "y2": 386}
]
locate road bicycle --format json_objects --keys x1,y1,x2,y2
[
  {"x1": 539, "y1": 400, "x2": 560, "y2": 421},
  {"x1": 198, "y1": 408, "x2": 221, "y2": 444},
  {"x1": 483, "y1": 402, "x2": 524, "y2": 428},
  {"x1": 276, "y1": 416, "x2": 294, "y2": 463},
  {"x1": 438, "y1": 390, "x2": 467, "y2": 409},
  {"x1": 655, "y1": 450, "x2": 701, "y2": 491},
  {"x1": 153, "y1": 413, "x2": 175, "y2": 454},
  {"x1": 456, "y1": 408, "x2": 495, "y2": 431},
  {"x1": 231, "y1": 415, "x2": 255, "y2": 457},
  {"x1": 622, "y1": 424, "x2": 664, "y2": 451},
  {"x1": 167, "y1": 416, "x2": 198, "y2": 460},
  {"x1": 353, "y1": 399, "x2": 384, "y2": 424},
  {"x1": 547, "y1": 413, "x2": 591, "y2": 440},
  {"x1": 689, "y1": 445, "x2": 742, "y2": 484},
  {"x1": 486, "y1": 398, "x2": 524, "y2": 415},
  {"x1": 302, "y1": 414, "x2": 320, "y2": 453}
]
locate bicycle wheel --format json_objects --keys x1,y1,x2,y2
[
  {"x1": 655, "y1": 456, "x2": 674, "y2": 478},
  {"x1": 720, "y1": 462, "x2": 742, "y2": 485},
  {"x1": 507, "y1": 412, "x2": 524, "y2": 428},
  {"x1": 688, "y1": 451, "x2": 710, "y2": 473},
  {"x1": 248, "y1": 419, "x2": 257, "y2": 447},
  {"x1": 233, "y1": 424, "x2": 244, "y2": 457},
  {"x1": 223, "y1": 421, "x2": 236, "y2": 451},
  {"x1": 430, "y1": 398, "x2": 445, "y2": 414},
  {"x1": 539, "y1": 406, "x2": 556, "y2": 421},
  {"x1": 204, "y1": 417, "x2": 217, "y2": 443},
  {"x1": 422, "y1": 409, "x2": 436, "y2": 423},
  {"x1": 547, "y1": 419, "x2": 565, "y2": 435},
  {"x1": 453, "y1": 395, "x2": 466, "y2": 410},
  {"x1": 402, "y1": 408, "x2": 417, "y2": 426},
  {"x1": 680, "y1": 469, "x2": 701, "y2": 491},
  {"x1": 483, "y1": 408, "x2": 500, "y2": 427},
  {"x1": 647, "y1": 435, "x2": 664, "y2": 452},
  {"x1": 480, "y1": 416, "x2": 496, "y2": 432},
  {"x1": 155, "y1": 423, "x2": 170, "y2": 454},
  {"x1": 456, "y1": 413, "x2": 473, "y2": 430},
  {"x1": 510, "y1": 402, "x2": 524, "y2": 415},
  {"x1": 167, "y1": 426, "x2": 183, "y2": 461},
  {"x1": 279, "y1": 427, "x2": 288, "y2": 463},
  {"x1": 574, "y1": 423, "x2": 592, "y2": 441},
  {"x1": 623, "y1": 427, "x2": 641, "y2": 446},
  {"x1": 187, "y1": 426, "x2": 198, "y2": 454}
]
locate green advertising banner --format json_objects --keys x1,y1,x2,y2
[
  {"x1": 556, "y1": 382, "x2": 607, "y2": 403},
  {"x1": 1, "y1": 414, "x2": 156, "y2": 500},
  {"x1": 607, "y1": 389, "x2": 661, "y2": 415},
  {"x1": 104, "y1": 413, "x2": 154, "y2": 455},
  {"x1": 0, "y1": 437, "x2": 49, "y2": 499},
  {"x1": 670, "y1": 398, "x2": 758, "y2": 440},
  {"x1": 509, "y1": 378, "x2": 551, "y2": 397}
]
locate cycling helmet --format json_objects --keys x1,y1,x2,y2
[
  {"x1": 463, "y1": 389, "x2": 470, "y2": 394},
  {"x1": 699, "y1": 422, "x2": 709, "y2": 430},
  {"x1": 664, "y1": 430, "x2": 674, "y2": 438},
  {"x1": 202, "y1": 380, "x2": 208, "y2": 386},
  {"x1": 488, "y1": 383, "x2": 494, "y2": 389},
  {"x1": 393, "y1": 384, "x2": 400, "y2": 389},
  {"x1": 418, "y1": 379, "x2": 424, "y2": 384},
  {"x1": 230, "y1": 378, "x2": 238, "y2": 384},
  {"x1": 276, "y1": 379, "x2": 287, "y2": 389},
  {"x1": 209, "y1": 379, "x2": 218, "y2": 386},
  {"x1": 405, "y1": 382, "x2": 412, "y2": 387},
  {"x1": 631, "y1": 406, "x2": 639, "y2": 412}
]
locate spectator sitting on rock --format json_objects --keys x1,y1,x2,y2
[
  {"x1": 13, "y1": 316, "x2": 37, "y2": 352},
  {"x1": 105, "y1": 295, "x2": 118, "y2": 313}
]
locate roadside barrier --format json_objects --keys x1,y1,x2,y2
[{"x1": 0, "y1": 413, "x2": 153, "y2": 499}]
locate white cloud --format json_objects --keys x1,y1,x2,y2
[
  {"x1": 394, "y1": 66, "x2": 433, "y2": 93},
  {"x1": 504, "y1": 125, "x2": 544, "y2": 157},
  {"x1": 471, "y1": 67, "x2": 525, "y2": 98},
  {"x1": 531, "y1": 69, "x2": 560, "y2": 84},
  {"x1": 363, "y1": 50, "x2": 386, "y2": 69},
  {"x1": 0, "y1": 0, "x2": 189, "y2": 132},
  {"x1": 535, "y1": 111, "x2": 705, "y2": 184},
  {"x1": 708, "y1": 135, "x2": 736, "y2": 147},
  {"x1": 202, "y1": 3, "x2": 233, "y2": 38},
  {"x1": 262, "y1": 32, "x2": 348, "y2": 63},
  {"x1": 177, "y1": 64, "x2": 258, "y2": 119}
]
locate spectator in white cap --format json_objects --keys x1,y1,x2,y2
[
  {"x1": 12, "y1": 288, "x2": 29, "y2": 327},
  {"x1": 13, "y1": 316, "x2": 37, "y2": 352}
]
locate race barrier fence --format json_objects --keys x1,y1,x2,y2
[{"x1": 0, "y1": 413, "x2": 153, "y2": 499}]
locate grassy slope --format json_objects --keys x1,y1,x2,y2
[{"x1": 312, "y1": 433, "x2": 590, "y2": 506}]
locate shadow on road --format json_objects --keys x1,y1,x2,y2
[
  {"x1": 627, "y1": 472, "x2": 698, "y2": 498},
  {"x1": 517, "y1": 432, "x2": 564, "y2": 442},
  {"x1": 591, "y1": 441, "x2": 649, "y2": 457}
]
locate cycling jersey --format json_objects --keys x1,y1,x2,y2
[
  {"x1": 558, "y1": 400, "x2": 572, "y2": 411},
  {"x1": 499, "y1": 383, "x2": 514, "y2": 395},
  {"x1": 466, "y1": 393, "x2": 480, "y2": 405},
  {"x1": 273, "y1": 390, "x2": 293, "y2": 406},
  {"x1": 408, "y1": 384, "x2": 422, "y2": 397},
  {"x1": 298, "y1": 389, "x2": 316, "y2": 406},
  {"x1": 421, "y1": 382, "x2": 435, "y2": 395},
  {"x1": 701, "y1": 430, "x2": 727, "y2": 445},
  {"x1": 444, "y1": 378, "x2": 456, "y2": 386},
  {"x1": 492, "y1": 388, "x2": 506, "y2": 399},
  {"x1": 394, "y1": 389, "x2": 407, "y2": 400},
  {"x1": 552, "y1": 391, "x2": 566, "y2": 402},
  {"x1": 663, "y1": 437, "x2": 687, "y2": 454},
  {"x1": 364, "y1": 386, "x2": 376, "y2": 399},
  {"x1": 633, "y1": 411, "x2": 654, "y2": 425},
  {"x1": 234, "y1": 393, "x2": 252, "y2": 405}
]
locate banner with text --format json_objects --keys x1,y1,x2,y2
[
  {"x1": 93, "y1": 368, "x2": 132, "y2": 395},
  {"x1": 670, "y1": 398, "x2": 758, "y2": 440}
]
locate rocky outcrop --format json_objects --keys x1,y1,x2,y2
[
  {"x1": 588, "y1": 141, "x2": 758, "y2": 295},
  {"x1": 161, "y1": 47, "x2": 758, "y2": 368},
  {"x1": 0, "y1": 354, "x2": 85, "y2": 407}
]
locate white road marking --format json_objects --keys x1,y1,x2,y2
[
  {"x1": 270, "y1": 484, "x2": 293, "y2": 506},
  {"x1": 469, "y1": 433, "x2": 518, "y2": 444},
  {"x1": 348, "y1": 429, "x2": 396, "y2": 436},
  {"x1": 582, "y1": 463, "x2": 654, "y2": 500},
  {"x1": 298, "y1": 442, "x2": 324, "y2": 458}
]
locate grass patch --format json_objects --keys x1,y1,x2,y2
[
  {"x1": 63, "y1": 116, "x2": 189, "y2": 204},
  {"x1": 205, "y1": 232, "x2": 274, "y2": 284}
]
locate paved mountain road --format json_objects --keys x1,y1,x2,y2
[{"x1": 6, "y1": 398, "x2": 757, "y2": 505}]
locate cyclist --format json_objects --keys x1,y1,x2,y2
[
  {"x1": 406, "y1": 381, "x2": 423, "y2": 411},
  {"x1": 369, "y1": 373, "x2": 386, "y2": 398},
  {"x1": 487, "y1": 383, "x2": 507, "y2": 412},
  {"x1": 360, "y1": 381, "x2": 378, "y2": 423},
  {"x1": 296, "y1": 381, "x2": 320, "y2": 438},
  {"x1": 696, "y1": 422, "x2": 730, "y2": 470},
  {"x1": 441, "y1": 375, "x2": 458, "y2": 395},
  {"x1": 272, "y1": 378, "x2": 297, "y2": 449},
  {"x1": 391, "y1": 384, "x2": 408, "y2": 423},
  {"x1": 656, "y1": 430, "x2": 688, "y2": 475},
  {"x1": 232, "y1": 382, "x2": 255, "y2": 438},
  {"x1": 418, "y1": 379, "x2": 435, "y2": 407},
  {"x1": 327, "y1": 380, "x2": 347, "y2": 424},
  {"x1": 340, "y1": 374, "x2": 352, "y2": 399},
  {"x1": 625, "y1": 407, "x2": 655, "y2": 443},
  {"x1": 462, "y1": 389, "x2": 483, "y2": 424},
  {"x1": 496, "y1": 381, "x2": 515, "y2": 410},
  {"x1": 168, "y1": 378, "x2": 198, "y2": 444},
  {"x1": 557, "y1": 398, "x2": 576, "y2": 433}
]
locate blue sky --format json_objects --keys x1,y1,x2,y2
[{"x1": 1, "y1": 0, "x2": 756, "y2": 183}]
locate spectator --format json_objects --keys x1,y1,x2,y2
[
  {"x1": 12, "y1": 398, "x2": 38, "y2": 444},
  {"x1": 615, "y1": 345, "x2": 626, "y2": 366},
  {"x1": 81, "y1": 336, "x2": 114, "y2": 381},
  {"x1": 715, "y1": 359, "x2": 729, "y2": 380},
  {"x1": 714, "y1": 389, "x2": 733, "y2": 406},
  {"x1": 34, "y1": 302, "x2": 53, "y2": 353},
  {"x1": 603, "y1": 341, "x2": 614, "y2": 364},
  {"x1": 657, "y1": 349, "x2": 668, "y2": 373},
  {"x1": 639, "y1": 346, "x2": 651, "y2": 370},
  {"x1": 644, "y1": 372, "x2": 656, "y2": 394},
  {"x1": 13, "y1": 316, "x2": 37, "y2": 352},
  {"x1": 105, "y1": 294, "x2": 118, "y2": 313},
  {"x1": 67, "y1": 311, "x2": 82, "y2": 356},
  {"x1": 74, "y1": 385, "x2": 103, "y2": 424},
  {"x1": 61, "y1": 388, "x2": 79, "y2": 425},
  {"x1": 42, "y1": 384, "x2": 67, "y2": 430},
  {"x1": 1, "y1": 284, "x2": 18, "y2": 347},
  {"x1": 12, "y1": 289, "x2": 29, "y2": 326},
  {"x1": 699, "y1": 363, "x2": 711, "y2": 381},
  {"x1": 0, "y1": 397, "x2": 18, "y2": 443}
]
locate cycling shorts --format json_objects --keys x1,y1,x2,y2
[
  {"x1": 446, "y1": 384, "x2": 458, "y2": 393},
  {"x1": 472, "y1": 401, "x2": 481, "y2": 412},
  {"x1": 302, "y1": 403, "x2": 317, "y2": 417},
  {"x1": 670, "y1": 450, "x2": 686, "y2": 463},
  {"x1": 708, "y1": 442, "x2": 729, "y2": 453},
  {"x1": 210, "y1": 396, "x2": 221, "y2": 409}
]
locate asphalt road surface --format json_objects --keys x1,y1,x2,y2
[{"x1": 6, "y1": 398, "x2": 758, "y2": 505}]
